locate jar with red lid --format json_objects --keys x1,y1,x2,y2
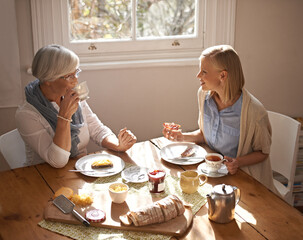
[{"x1": 148, "y1": 169, "x2": 166, "y2": 193}]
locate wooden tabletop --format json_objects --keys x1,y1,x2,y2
[{"x1": 0, "y1": 138, "x2": 302, "y2": 240}]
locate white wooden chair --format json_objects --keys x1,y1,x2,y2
[
  {"x1": 268, "y1": 111, "x2": 301, "y2": 205},
  {"x1": 0, "y1": 129, "x2": 27, "y2": 169}
]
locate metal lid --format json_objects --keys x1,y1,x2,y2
[{"x1": 213, "y1": 184, "x2": 233, "y2": 195}]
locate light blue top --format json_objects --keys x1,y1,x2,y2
[{"x1": 203, "y1": 93, "x2": 243, "y2": 158}]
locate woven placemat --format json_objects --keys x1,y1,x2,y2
[{"x1": 39, "y1": 164, "x2": 211, "y2": 240}]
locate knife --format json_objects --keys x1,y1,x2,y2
[
  {"x1": 53, "y1": 195, "x2": 90, "y2": 227},
  {"x1": 69, "y1": 169, "x2": 115, "y2": 173},
  {"x1": 69, "y1": 170, "x2": 96, "y2": 172},
  {"x1": 168, "y1": 157, "x2": 204, "y2": 161}
]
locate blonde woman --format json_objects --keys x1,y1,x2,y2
[
  {"x1": 16, "y1": 44, "x2": 136, "y2": 168},
  {"x1": 163, "y1": 45, "x2": 276, "y2": 193}
]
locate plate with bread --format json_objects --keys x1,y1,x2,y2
[
  {"x1": 75, "y1": 153, "x2": 125, "y2": 177},
  {"x1": 160, "y1": 142, "x2": 207, "y2": 165}
]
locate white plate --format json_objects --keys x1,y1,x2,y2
[
  {"x1": 75, "y1": 153, "x2": 125, "y2": 177},
  {"x1": 160, "y1": 143, "x2": 207, "y2": 165},
  {"x1": 121, "y1": 166, "x2": 149, "y2": 183},
  {"x1": 197, "y1": 162, "x2": 228, "y2": 178}
]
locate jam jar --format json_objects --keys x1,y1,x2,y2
[{"x1": 148, "y1": 170, "x2": 166, "y2": 193}]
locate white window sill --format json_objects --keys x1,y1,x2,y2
[{"x1": 81, "y1": 57, "x2": 199, "y2": 70}]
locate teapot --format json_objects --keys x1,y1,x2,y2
[{"x1": 206, "y1": 184, "x2": 241, "y2": 223}]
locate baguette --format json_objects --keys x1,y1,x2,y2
[{"x1": 120, "y1": 195, "x2": 185, "y2": 226}]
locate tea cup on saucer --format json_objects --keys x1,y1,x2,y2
[{"x1": 205, "y1": 153, "x2": 224, "y2": 173}]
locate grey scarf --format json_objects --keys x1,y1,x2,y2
[{"x1": 25, "y1": 79, "x2": 83, "y2": 157}]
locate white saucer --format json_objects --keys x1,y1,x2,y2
[
  {"x1": 121, "y1": 166, "x2": 149, "y2": 183},
  {"x1": 197, "y1": 162, "x2": 228, "y2": 178}
]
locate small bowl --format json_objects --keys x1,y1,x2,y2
[{"x1": 108, "y1": 182, "x2": 129, "y2": 204}]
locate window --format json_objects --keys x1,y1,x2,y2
[
  {"x1": 30, "y1": 0, "x2": 236, "y2": 69},
  {"x1": 69, "y1": 0, "x2": 197, "y2": 41}
]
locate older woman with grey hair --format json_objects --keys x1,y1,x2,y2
[{"x1": 16, "y1": 44, "x2": 136, "y2": 168}]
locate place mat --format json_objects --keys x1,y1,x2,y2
[{"x1": 39, "y1": 164, "x2": 211, "y2": 240}]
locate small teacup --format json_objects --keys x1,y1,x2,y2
[
  {"x1": 73, "y1": 81, "x2": 89, "y2": 101},
  {"x1": 180, "y1": 170, "x2": 207, "y2": 194},
  {"x1": 205, "y1": 153, "x2": 224, "y2": 173}
]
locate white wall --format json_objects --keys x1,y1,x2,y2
[
  {"x1": 1, "y1": 0, "x2": 303, "y2": 170},
  {"x1": 83, "y1": 66, "x2": 200, "y2": 143},
  {"x1": 234, "y1": 0, "x2": 303, "y2": 116}
]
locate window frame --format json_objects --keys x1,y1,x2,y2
[{"x1": 30, "y1": 0, "x2": 236, "y2": 70}]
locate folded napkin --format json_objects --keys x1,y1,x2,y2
[{"x1": 39, "y1": 164, "x2": 211, "y2": 240}]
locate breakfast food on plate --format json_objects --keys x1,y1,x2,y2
[
  {"x1": 119, "y1": 195, "x2": 185, "y2": 226},
  {"x1": 53, "y1": 187, "x2": 74, "y2": 200},
  {"x1": 91, "y1": 159, "x2": 113, "y2": 169},
  {"x1": 180, "y1": 147, "x2": 195, "y2": 158},
  {"x1": 71, "y1": 194, "x2": 94, "y2": 206},
  {"x1": 163, "y1": 122, "x2": 181, "y2": 131}
]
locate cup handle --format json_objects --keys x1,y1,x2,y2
[{"x1": 198, "y1": 174, "x2": 208, "y2": 186}]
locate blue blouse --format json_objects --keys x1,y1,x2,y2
[{"x1": 203, "y1": 93, "x2": 243, "y2": 158}]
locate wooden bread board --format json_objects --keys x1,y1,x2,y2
[{"x1": 44, "y1": 193, "x2": 193, "y2": 237}]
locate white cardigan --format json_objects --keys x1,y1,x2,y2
[{"x1": 15, "y1": 100, "x2": 113, "y2": 168}]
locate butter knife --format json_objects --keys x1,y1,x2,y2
[
  {"x1": 168, "y1": 157, "x2": 204, "y2": 161},
  {"x1": 69, "y1": 169, "x2": 115, "y2": 173}
]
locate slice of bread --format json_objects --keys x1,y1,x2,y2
[{"x1": 91, "y1": 159, "x2": 113, "y2": 169}]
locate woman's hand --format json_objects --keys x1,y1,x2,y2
[
  {"x1": 162, "y1": 126, "x2": 184, "y2": 142},
  {"x1": 58, "y1": 89, "x2": 79, "y2": 119},
  {"x1": 224, "y1": 156, "x2": 239, "y2": 175},
  {"x1": 117, "y1": 127, "x2": 137, "y2": 152}
]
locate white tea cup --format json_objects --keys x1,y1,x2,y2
[
  {"x1": 73, "y1": 81, "x2": 89, "y2": 101},
  {"x1": 205, "y1": 153, "x2": 224, "y2": 173}
]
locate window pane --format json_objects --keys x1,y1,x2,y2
[
  {"x1": 136, "y1": 0, "x2": 196, "y2": 39},
  {"x1": 69, "y1": 0, "x2": 132, "y2": 41}
]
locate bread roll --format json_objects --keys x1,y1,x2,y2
[{"x1": 120, "y1": 195, "x2": 185, "y2": 226}]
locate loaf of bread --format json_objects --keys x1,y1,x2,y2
[{"x1": 120, "y1": 195, "x2": 185, "y2": 226}]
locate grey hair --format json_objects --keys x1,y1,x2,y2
[{"x1": 32, "y1": 44, "x2": 79, "y2": 83}]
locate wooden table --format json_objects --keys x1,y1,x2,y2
[{"x1": 0, "y1": 138, "x2": 302, "y2": 240}]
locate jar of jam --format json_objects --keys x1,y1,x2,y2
[{"x1": 148, "y1": 170, "x2": 166, "y2": 193}]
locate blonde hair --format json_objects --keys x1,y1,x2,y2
[
  {"x1": 32, "y1": 44, "x2": 79, "y2": 83},
  {"x1": 201, "y1": 45, "x2": 245, "y2": 103}
]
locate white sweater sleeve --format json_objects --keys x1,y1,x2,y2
[
  {"x1": 81, "y1": 101, "x2": 114, "y2": 146},
  {"x1": 15, "y1": 103, "x2": 71, "y2": 168}
]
